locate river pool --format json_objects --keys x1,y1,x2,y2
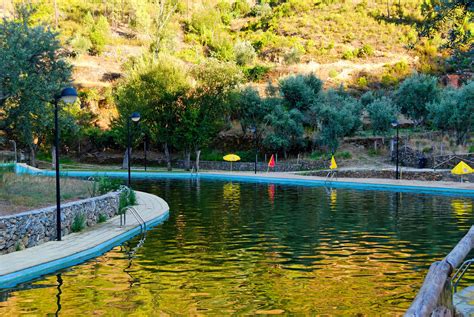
[{"x1": 0, "y1": 178, "x2": 473, "y2": 315}]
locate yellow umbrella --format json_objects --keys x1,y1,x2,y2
[
  {"x1": 223, "y1": 154, "x2": 240, "y2": 172},
  {"x1": 451, "y1": 161, "x2": 473, "y2": 182}
]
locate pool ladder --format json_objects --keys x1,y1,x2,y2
[
  {"x1": 120, "y1": 206, "x2": 147, "y2": 234},
  {"x1": 452, "y1": 258, "x2": 474, "y2": 293}
]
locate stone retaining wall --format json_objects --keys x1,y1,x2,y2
[
  {"x1": 0, "y1": 192, "x2": 120, "y2": 254},
  {"x1": 174, "y1": 159, "x2": 327, "y2": 172},
  {"x1": 305, "y1": 169, "x2": 474, "y2": 182}
]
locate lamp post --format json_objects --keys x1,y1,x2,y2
[
  {"x1": 391, "y1": 120, "x2": 400, "y2": 180},
  {"x1": 127, "y1": 112, "x2": 141, "y2": 188},
  {"x1": 54, "y1": 87, "x2": 78, "y2": 241},
  {"x1": 249, "y1": 126, "x2": 257, "y2": 174}
]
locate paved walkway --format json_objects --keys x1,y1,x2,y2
[
  {"x1": 200, "y1": 170, "x2": 474, "y2": 191},
  {"x1": 454, "y1": 286, "x2": 474, "y2": 316},
  {"x1": 0, "y1": 191, "x2": 169, "y2": 288}
]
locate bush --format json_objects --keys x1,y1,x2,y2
[
  {"x1": 98, "y1": 213, "x2": 107, "y2": 223},
  {"x1": 97, "y1": 177, "x2": 122, "y2": 195},
  {"x1": 328, "y1": 69, "x2": 338, "y2": 78},
  {"x1": 242, "y1": 65, "x2": 272, "y2": 82},
  {"x1": 358, "y1": 44, "x2": 374, "y2": 57},
  {"x1": 232, "y1": 0, "x2": 251, "y2": 16},
  {"x1": 118, "y1": 189, "x2": 137, "y2": 213},
  {"x1": 366, "y1": 97, "x2": 398, "y2": 136},
  {"x1": 70, "y1": 34, "x2": 92, "y2": 55},
  {"x1": 71, "y1": 213, "x2": 86, "y2": 232},
  {"x1": 234, "y1": 41, "x2": 256, "y2": 66},
  {"x1": 342, "y1": 50, "x2": 354, "y2": 60},
  {"x1": 284, "y1": 47, "x2": 302, "y2": 65},
  {"x1": 89, "y1": 15, "x2": 110, "y2": 55}
]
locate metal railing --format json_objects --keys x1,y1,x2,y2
[
  {"x1": 120, "y1": 206, "x2": 147, "y2": 233},
  {"x1": 452, "y1": 258, "x2": 474, "y2": 293}
]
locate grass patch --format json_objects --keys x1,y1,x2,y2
[
  {"x1": 71, "y1": 213, "x2": 86, "y2": 232},
  {"x1": 0, "y1": 173, "x2": 94, "y2": 215}
]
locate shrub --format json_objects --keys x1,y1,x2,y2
[
  {"x1": 70, "y1": 34, "x2": 92, "y2": 55},
  {"x1": 119, "y1": 189, "x2": 137, "y2": 213},
  {"x1": 242, "y1": 65, "x2": 272, "y2": 81},
  {"x1": 71, "y1": 213, "x2": 86, "y2": 232},
  {"x1": 251, "y1": 3, "x2": 272, "y2": 16},
  {"x1": 234, "y1": 41, "x2": 256, "y2": 66},
  {"x1": 284, "y1": 47, "x2": 302, "y2": 65},
  {"x1": 328, "y1": 69, "x2": 338, "y2": 78},
  {"x1": 232, "y1": 0, "x2": 251, "y2": 16},
  {"x1": 98, "y1": 213, "x2": 107, "y2": 223},
  {"x1": 366, "y1": 97, "x2": 398, "y2": 136},
  {"x1": 97, "y1": 177, "x2": 122, "y2": 195},
  {"x1": 358, "y1": 44, "x2": 374, "y2": 57},
  {"x1": 342, "y1": 50, "x2": 354, "y2": 60},
  {"x1": 89, "y1": 15, "x2": 110, "y2": 55}
]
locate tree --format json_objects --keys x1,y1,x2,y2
[
  {"x1": 366, "y1": 97, "x2": 399, "y2": 136},
  {"x1": 310, "y1": 89, "x2": 362, "y2": 152},
  {"x1": 115, "y1": 54, "x2": 190, "y2": 170},
  {"x1": 428, "y1": 81, "x2": 473, "y2": 145},
  {"x1": 420, "y1": 0, "x2": 473, "y2": 52},
  {"x1": 0, "y1": 6, "x2": 72, "y2": 166},
  {"x1": 89, "y1": 15, "x2": 110, "y2": 55},
  {"x1": 279, "y1": 73, "x2": 322, "y2": 113},
  {"x1": 263, "y1": 103, "x2": 304, "y2": 158},
  {"x1": 394, "y1": 73, "x2": 440, "y2": 125},
  {"x1": 186, "y1": 59, "x2": 243, "y2": 170}
]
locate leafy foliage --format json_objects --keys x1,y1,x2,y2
[
  {"x1": 394, "y1": 73, "x2": 441, "y2": 125},
  {"x1": 366, "y1": 97, "x2": 399, "y2": 136},
  {"x1": 428, "y1": 81, "x2": 473, "y2": 144}
]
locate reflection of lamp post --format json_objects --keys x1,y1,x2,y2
[
  {"x1": 127, "y1": 112, "x2": 141, "y2": 188},
  {"x1": 54, "y1": 87, "x2": 78, "y2": 241},
  {"x1": 391, "y1": 120, "x2": 400, "y2": 180},
  {"x1": 249, "y1": 126, "x2": 257, "y2": 174}
]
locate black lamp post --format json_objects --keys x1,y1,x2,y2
[
  {"x1": 249, "y1": 126, "x2": 257, "y2": 174},
  {"x1": 391, "y1": 120, "x2": 400, "y2": 180},
  {"x1": 54, "y1": 87, "x2": 78, "y2": 241},
  {"x1": 127, "y1": 112, "x2": 141, "y2": 188}
]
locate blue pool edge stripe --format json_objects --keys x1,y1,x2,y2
[
  {"x1": 0, "y1": 210, "x2": 169, "y2": 289},
  {"x1": 14, "y1": 164, "x2": 474, "y2": 198}
]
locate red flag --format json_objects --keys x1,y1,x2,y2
[{"x1": 268, "y1": 154, "x2": 275, "y2": 168}]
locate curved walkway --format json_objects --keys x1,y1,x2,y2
[{"x1": 0, "y1": 191, "x2": 169, "y2": 289}]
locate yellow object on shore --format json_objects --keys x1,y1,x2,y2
[
  {"x1": 330, "y1": 156, "x2": 337, "y2": 170},
  {"x1": 223, "y1": 154, "x2": 241, "y2": 162},
  {"x1": 451, "y1": 161, "x2": 473, "y2": 175}
]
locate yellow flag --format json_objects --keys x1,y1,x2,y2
[
  {"x1": 330, "y1": 156, "x2": 337, "y2": 169},
  {"x1": 451, "y1": 161, "x2": 473, "y2": 175}
]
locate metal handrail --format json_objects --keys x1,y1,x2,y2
[
  {"x1": 452, "y1": 258, "x2": 474, "y2": 293},
  {"x1": 120, "y1": 206, "x2": 146, "y2": 233}
]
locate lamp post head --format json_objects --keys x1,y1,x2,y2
[
  {"x1": 60, "y1": 87, "x2": 78, "y2": 104},
  {"x1": 130, "y1": 112, "x2": 141, "y2": 122},
  {"x1": 248, "y1": 126, "x2": 256, "y2": 134},
  {"x1": 391, "y1": 120, "x2": 399, "y2": 128}
]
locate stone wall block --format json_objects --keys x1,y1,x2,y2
[{"x1": 0, "y1": 192, "x2": 120, "y2": 255}]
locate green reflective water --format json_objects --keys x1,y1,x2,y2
[{"x1": 0, "y1": 179, "x2": 473, "y2": 315}]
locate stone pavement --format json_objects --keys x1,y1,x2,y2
[
  {"x1": 454, "y1": 286, "x2": 474, "y2": 316},
  {"x1": 0, "y1": 191, "x2": 169, "y2": 288},
  {"x1": 201, "y1": 170, "x2": 474, "y2": 191}
]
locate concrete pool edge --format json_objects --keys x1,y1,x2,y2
[
  {"x1": 15, "y1": 164, "x2": 474, "y2": 197},
  {"x1": 0, "y1": 191, "x2": 170, "y2": 289}
]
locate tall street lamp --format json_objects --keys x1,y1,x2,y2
[
  {"x1": 54, "y1": 87, "x2": 78, "y2": 241},
  {"x1": 391, "y1": 120, "x2": 400, "y2": 180},
  {"x1": 127, "y1": 112, "x2": 141, "y2": 188},
  {"x1": 249, "y1": 126, "x2": 258, "y2": 174}
]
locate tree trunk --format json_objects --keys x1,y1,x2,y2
[
  {"x1": 195, "y1": 149, "x2": 201, "y2": 172},
  {"x1": 53, "y1": 0, "x2": 59, "y2": 28},
  {"x1": 164, "y1": 142, "x2": 172, "y2": 171},
  {"x1": 184, "y1": 148, "x2": 191, "y2": 171},
  {"x1": 122, "y1": 148, "x2": 130, "y2": 169},
  {"x1": 29, "y1": 145, "x2": 36, "y2": 167}
]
